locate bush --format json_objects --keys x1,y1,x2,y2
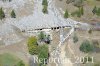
[
  {"x1": 27, "y1": 37, "x2": 38, "y2": 55},
  {"x1": 0, "y1": 8, "x2": 5, "y2": 20},
  {"x1": 11, "y1": 10, "x2": 16, "y2": 18},
  {"x1": 80, "y1": 40, "x2": 94, "y2": 53},
  {"x1": 73, "y1": 34, "x2": 78, "y2": 43}
]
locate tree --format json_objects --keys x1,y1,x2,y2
[
  {"x1": 38, "y1": 31, "x2": 45, "y2": 41},
  {"x1": 64, "y1": 10, "x2": 69, "y2": 18},
  {"x1": 96, "y1": 8, "x2": 100, "y2": 16},
  {"x1": 42, "y1": 5, "x2": 48, "y2": 14},
  {"x1": 11, "y1": 10, "x2": 16, "y2": 18},
  {"x1": 42, "y1": 0, "x2": 48, "y2": 6},
  {"x1": 80, "y1": 40, "x2": 94, "y2": 53},
  {"x1": 27, "y1": 37, "x2": 38, "y2": 55},
  {"x1": 0, "y1": 7, "x2": 5, "y2": 20},
  {"x1": 38, "y1": 45, "x2": 49, "y2": 66},
  {"x1": 92, "y1": 6, "x2": 97, "y2": 15}
]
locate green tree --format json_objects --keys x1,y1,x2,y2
[
  {"x1": 38, "y1": 31, "x2": 45, "y2": 41},
  {"x1": 42, "y1": 5, "x2": 48, "y2": 14},
  {"x1": 80, "y1": 40, "x2": 94, "y2": 53},
  {"x1": 38, "y1": 45, "x2": 49, "y2": 66},
  {"x1": 27, "y1": 37, "x2": 38, "y2": 55},
  {"x1": 42, "y1": 0, "x2": 48, "y2": 6},
  {"x1": 96, "y1": 8, "x2": 100, "y2": 16},
  {"x1": 11, "y1": 10, "x2": 16, "y2": 18},
  {"x1": 64, "y1": 10, "x2": 69, "y2": 18},
  {"x1": 0, "y1": 7, "x2": 5, "y2": 20},
  {"x1": 92, "y1": 6, "x2": 97, "y2": 15}
]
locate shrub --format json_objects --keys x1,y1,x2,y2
[
  {"x1": 38, "y1": 45, "x2": 49, "y2": 65},
  {"x1": 80, "y1": 40, "x2": 94, "y2": 53},
  {"x1": 27, "y1": 37, "x2": 38, "y2": 55},
  {"x1": 73, "y1": 34, "x2": 78, "y2": 43}
]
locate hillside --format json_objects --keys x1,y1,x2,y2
[{"x1": 55, "y1": 0, "x2": 100, "y2": 23}]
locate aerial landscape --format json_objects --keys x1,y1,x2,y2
[{"x1": 0, "y1": 0, "x2": 100, "y2": 66}]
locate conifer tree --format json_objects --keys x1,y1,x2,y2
[
  {"x1": 42, "y1": 0, "x2": 48, "y2": 6},
  {"x1": 11, "y1": 10, "x2": 16, "y2": 18},
  {"x1": 92, "y1": 6, "x2": 97, "y2": 15},
  {"x1": 64, "y1": 10, "x2": 69, "y2": 18},
  {"x1": 0, "y1": 8, "x2": 5, "y2": 20}
]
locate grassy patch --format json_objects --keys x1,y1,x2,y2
[{"x1": 0, "y1": 53, "x2": 24, "y2": 66}]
